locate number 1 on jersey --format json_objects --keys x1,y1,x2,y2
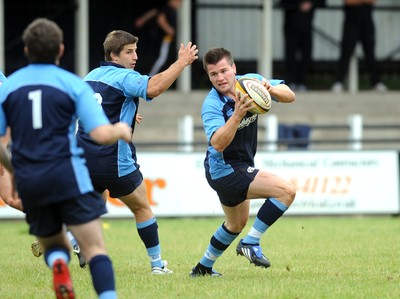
[{"x1": 28, "y1": 89, "x2": 43, "y2": 129}]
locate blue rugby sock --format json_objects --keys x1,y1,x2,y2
[
  {"x1": 137, "y1": 217, "x2": 162, "y2": 268},
  {"x1": 242, "y1": 198, "x2": 288, "y2": 245},
  {"x1": 44, "y1": 247, "x2": 70, "y2": 267},
  {"x1": 199, "y1": 223, "x2": 239, "y2": 268},
  {"x1": 89, "y1": 255, "x2": 116, "y2": 298}
]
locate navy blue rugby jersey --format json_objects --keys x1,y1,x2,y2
[
  {"x1": 0, "y1": 64, "x2": 110, "y2": 208},
  {"x1": 76, "y1": 61, "x2": 152, "y2": 178},
  {"x1": 202, "y1": 73, "x2": 283, "y2": 180}
]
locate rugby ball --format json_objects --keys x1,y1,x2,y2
[{"x1": 235, "y1": 77, "x2": 272, "y2": 114}]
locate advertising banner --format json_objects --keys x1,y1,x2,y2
[{"x1": 1, "y1": 151, "x2": 398, "y2": 218}]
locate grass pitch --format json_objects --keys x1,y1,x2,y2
[{"x1": 0, "y1": 216, "x2": 399, "y2": 299}]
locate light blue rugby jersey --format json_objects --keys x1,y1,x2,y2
[
  {"x1": 0, "y1": 71, "x2": 7, "y2": 84},
  {"x1": 77, "y1": 61, "x2": 152, "y2": 178},
  {"x1": 202, "y1": 73, "x2": 283, "y2": 180},
  {"x1": 0, "y1": 64, "x2": 110, "y2": 207}
]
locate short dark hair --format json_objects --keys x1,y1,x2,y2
[
  {"x1": 103, "y1": 30, "x2": 139, "y2": 61},
  {"x1": 202, "y1": 47, "x2": 234, "y2": 71},
  {"x1": 22, "y1": 18, "x2": 63, "y2": 63}
]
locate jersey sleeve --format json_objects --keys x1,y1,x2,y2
[
  {"x1": 201, "y1": 93, "x2": 225, "y2": 142},
  {"x1": 123, "y1": 71, "x2": 152, "y2": 101}
]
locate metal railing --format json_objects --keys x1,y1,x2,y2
[{"x1": 135, "y1": 115, "x2": 400, "y2": 152}]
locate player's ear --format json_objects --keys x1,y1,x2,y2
[
  {"x1": 110, "y1": 52, "x2": 118, "y2": 61},
  {"x1": 59, "y1": 43, "x2": 65, "y2": 57},
  {"x1": 23, "y1": 46, "x2": 29, "y2": 57},
  {"x1": 56, "y1": 44, "x2": 65, "y2": 65}
]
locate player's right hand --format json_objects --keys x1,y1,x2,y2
[{"x1": 235, "y1": 91, "x2": 255, "y2": 117}]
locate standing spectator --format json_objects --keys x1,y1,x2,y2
[
  {"x1": 331, "y1": 0, "x2": 387, "y2": 92},
  {"x1": 0, "y1": 18, "x2": 132, "y2": 299},
  {"x1": 189, "y1": 47, "x2": 296, "y2": 277},
  {"x1": 134, "y1": 0, "x2": 182, "y2": 76},
  {"x1": 281, "y1": 0, "x2": 326, "y2": 91},
  {"x1": 132, "y1": 2, "x2": 163, "y2": 74},
  {"x1": 148, "y1": 0, "x2": 182, "y2": 76},
  {"x1": 76, "y1": 30, "x2": 198, "y2": 274}
]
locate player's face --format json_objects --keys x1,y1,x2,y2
[
  {"x1": 113, "y1": 43, "x2": 138, "y2": 69},
  {"x1": 206, "y1": 58, "x2": 236, "y2": 96}
]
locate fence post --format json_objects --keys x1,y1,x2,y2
[
  {"x1": 260, "y1": 0, "x2": 273, "y2": 79},
  {"x1": 348, "y1": 52, "x2": 359, "y2": 94},
  {"x1": 176, "y1": 0, "x2": 192, "y2": 93},
  {"x1": 263, "y1": 114, "x2": 278, "y2": 151},
  {"x1": 348, "y1": 114, "x2": 363, "y2": 150},
  {"x1": 178, "y1": 115, "x2": 194, "y2": 152}
]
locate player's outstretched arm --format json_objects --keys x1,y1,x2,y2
[
  {"x1": 89, "y1": 122, "x2": 133, "y2": 145},
  {"x1": 267, "y1": 83, "x2": 295, "y2": 103},
  {"x1": 146, "y1": 42, "x2": 198, "y2": 98}
]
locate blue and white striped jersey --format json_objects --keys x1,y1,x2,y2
[
  {"x1": 76, "y1": 62, "x2": 152, "y2": 178},
  {"x1": 202, "y1": 73, "x2": 283, "y2": 180},
  {"x1": 0, "y1": 64, "x2": 110, "y2": 208}
]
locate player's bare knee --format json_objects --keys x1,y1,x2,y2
[
  {"x1": 226, "y1": 216, "x2": 248, "y2": 232},
  {"x1": 284, "y1": 182, "x2": 296, "y2": 206},
  {"x1": 226, "y1": 223, "x2": 245, "y2": 233}
]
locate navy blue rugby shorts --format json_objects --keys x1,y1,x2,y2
[
  {"x1": 91, "y1": 168, "x2": 144, "y2": 198},
  {"x1": 206, "y1": 165, "x2": 259, "y2": 207},
  {"x1": 25, "y1": 191, "x2": 107, "y2": 237}
]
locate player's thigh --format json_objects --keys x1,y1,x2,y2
[
  {"x1": 119, "y1": 181, "x2": 151, "y2": 211},
  {"x1": 247, "y1": 170, "x2": 294, "y2": 200},
  {"x1": 105, "y1": 169, "x2": 144, "y2": 199},
  {"x1": 68, "y1": 218, "x2": 106, "y2": 260}
]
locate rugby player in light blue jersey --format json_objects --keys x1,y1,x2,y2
[
  {"x1": 190, "y1": 47, "x2": 296, "y2": 277},
  {"x1": 0, "y1": 18, "x2": 132, "y2": 299},
  {"x1": 1, "y1": 70, "x2": 86, "y2": 268},
  {"x1": 76, "y1": 30, "x2": 198, "y2": 274}
]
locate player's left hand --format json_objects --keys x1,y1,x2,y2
[{"x1": 136, "y1": 113, "x2": 143, "y2": 124}]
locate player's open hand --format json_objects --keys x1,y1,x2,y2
[
  {"x1": 135, "y1": 113, "x2": 143, "y2": 124},
  {"x1": 234, "y1": 91, "x2": 255, "y2": 118},
  {"x1": 177, "y1": 42, "x2": 199, "y2": 66}
]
